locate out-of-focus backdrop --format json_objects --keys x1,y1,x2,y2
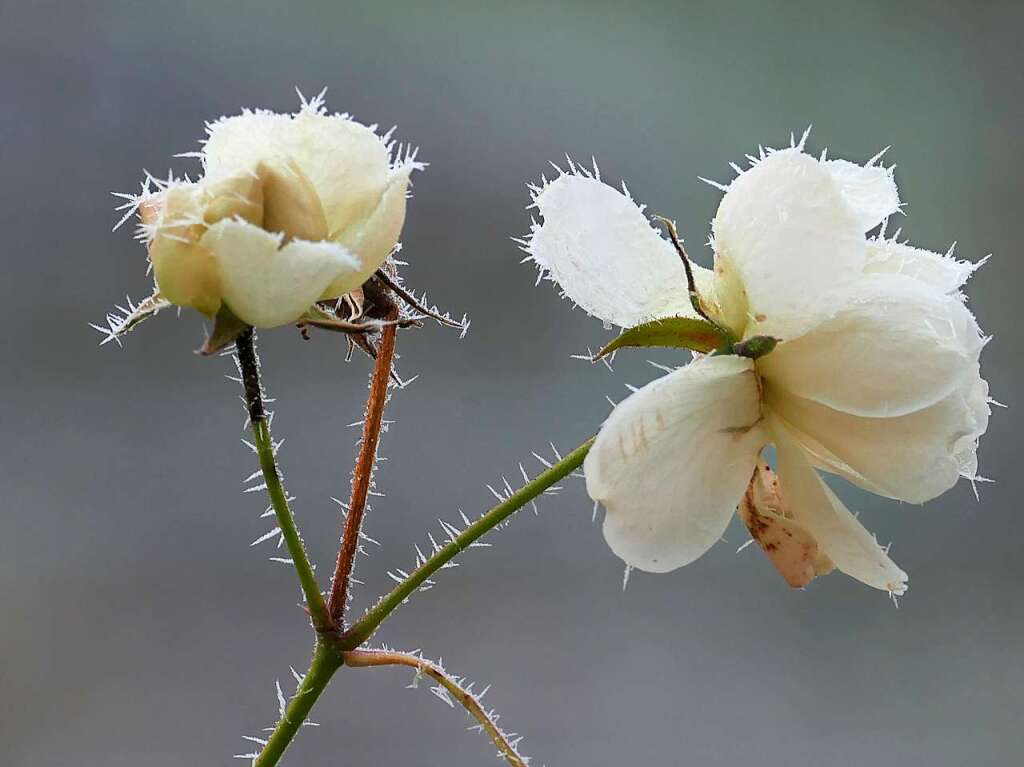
[{"x1": 1, "y1": 1, "x2": 1021, "y2": 765}]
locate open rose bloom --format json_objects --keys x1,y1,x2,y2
[
  {"x1": 116, "y1": 93, "x2": 419, "y2": 329},
  {"x1": 526, "y1": 140, "x2": 990, "y2": 595}
]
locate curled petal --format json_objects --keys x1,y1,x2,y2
[
  {"x1": 824, "y1": 158, "x2": 900, "y2": 232},
  {"x1": 865, "y1": 238, "x2": 981, "y2": 294},
  {"x1": 771, "y1": 418, "x2": 908, "y2": 595},
  {"x1": 586, "y1": 355, "x2": 767, "y2": 573},
  {"x1": 528, "y1": 173, "x2": 709, "y2": 328},
  {"x1": 766, "y1": 368, "x2": 990, "y2": 503},
  {"x1": 148, "y1": 184, "x2": 221, "y2": 316},
  {"x1": 712, "y1": 149, "x2": 866, "y2": 339},
  {"x1": 758, "y1": 274, "x2": 984, "y2": 418},
  {"x1": 201, "y1": 219, "x2": 359, "y2": 328}
]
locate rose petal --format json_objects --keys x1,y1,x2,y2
[
  {"x1": 824, "y1": 158, "x2": 900, "y2": 232},
  {"x1": 586, "y1": 355, "x2": 767, "y2": 572},
  {"x1": 865, "y1": 238, "x2": 980, "y2": 294},
  {"x1": 201, "y1": 219, "x2": 360, "y2": 328},
  {"x1": 712, "y1": 149, "x2": 866, "y2": 339},
  {"x1": 148, "y1": 184, "x2": 221, "y2": 316},
  {"x1": 203, "y1": 109, "x2": 392, "y2": 238},
  {"x1": 767, "y1": 366, "x2": 990, "y2": 504},
  {"x1": 325, "y1": 163, "x2": 413, "y2": 297},
  {"x1": 771, "y1": 417, "x2": 908, "y2": 594},
  {"x1": 758, "y1": 274, "x2": 984, "y2": 418},
  {"x1": 528, "y1": 173, "x2": 711, "y2": 328},
  {"x1": 286, "y1": 110, "x2": 391, "y2": 237}
]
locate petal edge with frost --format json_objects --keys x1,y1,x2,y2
[
  {"x1": 824, "y1": 158, "x2": 900, "y2": 232},
  {"x1": 528, "y1": 173, "x2": 709, "y2": 328},
  {"x1": 865, "y1": 238, "x2": 980, "y2": 295}
]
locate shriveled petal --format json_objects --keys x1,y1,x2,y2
[
  {"x1": 824, "y1": 158, "x2": 900, "y2": 232},
  {"x1": 758, "y1": 274, "x2": 983, "y2": 418},
  {"x1": 201, "y1": 219, "x2": 360, "y2": 328},
  {"x1": 738, "y1": 463, "x2": 834, "y2": 588},
  {"x1": 865, "y1": 238, "x2": 980, "y2": 294},
  {"x1": 203, "y1": 109, "x2": 392, "y2": 237},
  {"x1": 324, "y1": 163, "x2": 412, "y2": 297},
  {"x1": 528, "y1": 173, "x2": 711, "y2": 328},
  {"x1": 767, "y1": 365, "x2": 991, "y2": 504},
  {"x1": 771, "y1": 418, "x2": 908, "y2": 594},
  {"x1": 712, "y1": 149, "x2": 866, "y2": 339},
  {"x1": 586, "y1": 355, "x2": 767, "y2": 573}
]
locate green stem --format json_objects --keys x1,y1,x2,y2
[
  {"x1": 237, "y1": 329, "x2": 333, "y2": 634},
  {"x1": 252, "y1": 641, "x2": 343, "y2": 767},
  {"x1": 341, "y1": 436, "x2": 595, "y2": 649}
]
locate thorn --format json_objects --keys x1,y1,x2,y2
[{"x1": 251, "y1": 528, "x2": 282, "y2": 546}]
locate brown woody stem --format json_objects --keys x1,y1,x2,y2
[{"x1": 327, "y1": 309, "x2": 399, "y2": 624}]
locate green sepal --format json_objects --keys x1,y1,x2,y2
[
  {"x1": 198, "y1": 305, "x2": 250, "y2": 356},
  {"x1": 92, "y1": 290, "x2": 172, "y2": 345},
  {"x1": 299, "y1": 304, "x2": 374, "y2": 334},
  {"x1": 594, "y1": 316, "x2": 731, "y2": 360}
]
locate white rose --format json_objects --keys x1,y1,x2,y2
[{"x1": 524, "y1": 142, "x2": 990, "y2": 594}]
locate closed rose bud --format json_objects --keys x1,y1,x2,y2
[{"x1": 122, "y1": 92, "x2": 421, "y2": 328}]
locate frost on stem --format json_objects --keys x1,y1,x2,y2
[
  {"x1": 367, "y1": 442, "x2": 575, "y2": 612},
  {"x1": 233, "y1": 673, "x2": 320, "y2": 764},
  {"x1": 343, "y1": 648, "x2": 531, "y2": 767}
]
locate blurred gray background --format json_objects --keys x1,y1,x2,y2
[{"x1": 1, "y1": 1, "x2": 1021, "y2": 765}]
